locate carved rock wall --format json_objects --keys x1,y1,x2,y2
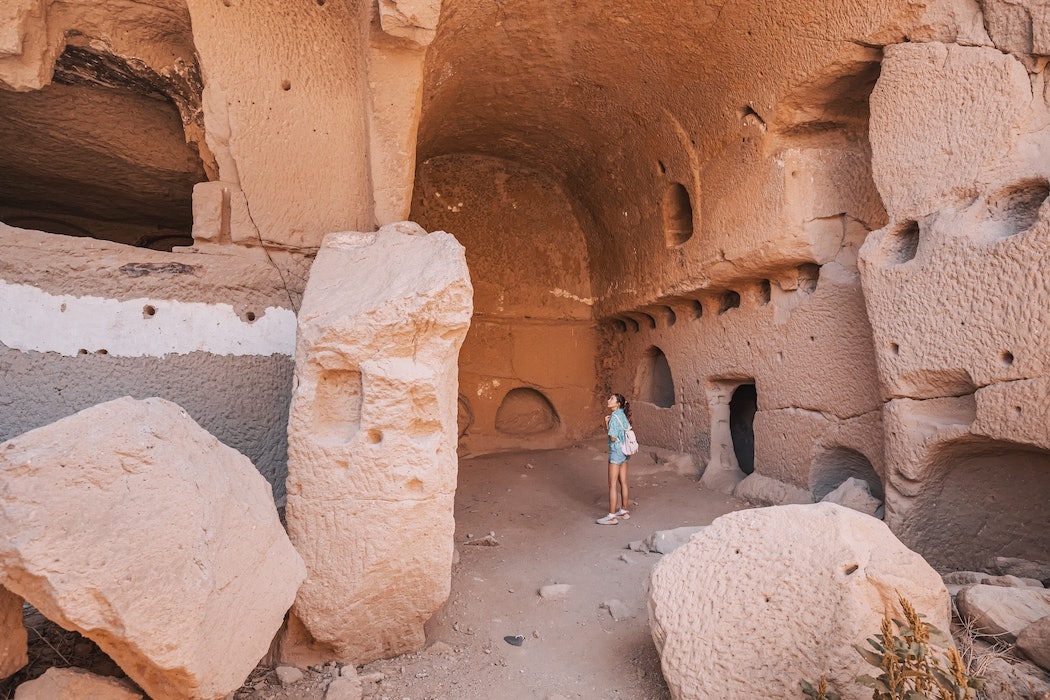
[
  {"x1": 0, "y1": 224, "x2": 298, "y2": 499},
  {"x1": 412, "y1": 155, "x2": 599, "y2": 451},
  {"x1": 860, "y1": 40, "x2": 1050, "y2": 568}
]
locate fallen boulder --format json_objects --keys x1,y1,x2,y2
[
  {"x1": 957, "y1": 584, "x2": 1050, "y2": 642},
  {"x1": 648, "y1": 503, "x2": 949, "y2": 700},
  {"x1": 1017, "y1": 615, "x2": 1050, "y2": 673},
  {"x1": 13, "y1": 667, "x2": 143, "y2": 699},
  {"x1": 0, "y1": 397, "x2": 306, "y2": 700},
  {"x1": 821, "y1": 477, "x2": 882, "y2": 518},
  {"x1": 643, "y1": 526, "x2": 707, "y2": 555}
]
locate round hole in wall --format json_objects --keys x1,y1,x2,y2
[
  {"x1": 661, "y1": 306, "x2": 677, "y2": 327},
  {"x1": 1001, "y1": 351, "x2": 1015, "y2": 366},
  {"x1": 96, "y1": 349, "x2": 108, "y2": 355},
  {"x1": 798, "y1": 263, "x2": 820, "y2": 294},
  {"x1": 1013, "y1": 406, "x2": 1022, "y2": 416},
  {"x1": 776, "y1": 351, "x2": 783, "y2": 363},
  {"x1": 887, "y1": 220, "x2": 920, "y2": 265},
  {"x1": 77, "y1": 348, "x2": 88, "y2": 355},
  {"x1": 143, "y1": 305, "x2": 156, "y2": 318},
  {"x1": 60, "y1": 303, "x2": 67, "y2": 312},
  {"x1": 281, "y1": 79, "x2": 291, "y2": 91},
  {"x1": 718, "y1": 291, "x2": 740, "y2": 315},
  {"x1": 890, "y1": 343, "x2": 900, "y2": 356},
  {"x1": 244, "y1": 311, "x2": 257, "y2": 323},
  {"x1": 366, "y1": 429, "x2": 383, "y2": 444}
]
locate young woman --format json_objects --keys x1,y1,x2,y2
[{"x1": 597, "y1": 393, "x2": 632, "y2": 525}]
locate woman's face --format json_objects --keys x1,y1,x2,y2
[{"x1": 607, "y1": 395, "x2": 619, "y2": 410}]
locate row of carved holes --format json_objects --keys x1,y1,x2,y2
[{"x1": 613, "y1": 266, "x2": 820, "y2": 333}]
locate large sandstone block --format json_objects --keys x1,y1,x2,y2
[
  {"x1": 957, "y1": 584, "x2": 1050, "y2": 642},
  {"x1": 286, "y1": 222, "x2": 472, "y2": 664},
  {"x1": 862, "y1": 43, "x2": 1050, "y2": 406},
  {"x1": 870, "y1": 43, "x2": 1033, "y2": 221},
  {"x1": 0, "y1": 397, "x2": 306, "y2": 700},
  {"x1": 648, "y1": 503, "x2": 949, "y2": 700},
  {"x1": 0, "y1": 585, "x2": 26, "y2": 679}
]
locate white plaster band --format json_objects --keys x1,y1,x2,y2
[{"x1": 0, "y1": 280, "x2": 295, "y2": 358}]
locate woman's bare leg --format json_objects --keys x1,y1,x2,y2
[
  {"x1": 617, "y1": 462, "x2": 630, "y2": 512},
  {"x1": 607, "y1": 461, "x2": 620, "y2": 515}
]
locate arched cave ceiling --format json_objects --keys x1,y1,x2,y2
[
  {"x1": 416, "y1": 0, "x2": 913, "y2": 305},
  {"x1": 0, "y1": 0, "x2": 204, "y2": 237}
]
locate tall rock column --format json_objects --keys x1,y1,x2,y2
[{"x1": 285, "y1": 222, "x2": 472, "y2": 664}]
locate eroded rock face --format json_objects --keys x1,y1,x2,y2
[
  {"x1": 0, "y1": 397, "x2": 306, "y2": 700},
  {"x1": 0, "y1": 585, "x2": 26, "y2": 679},
  {"x1": 859, "y1": 38, "x2": 1050, "y2": 571},
  {"x1": 286, "y1": 222, "x2": 472, "y2": 665},
  {"x1": 648, "y1": 503, "x2": 949, "y2": 700}
]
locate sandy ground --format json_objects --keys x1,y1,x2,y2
[{"x1": 2, "y1": 442, "x2": 749, "y2": 700}]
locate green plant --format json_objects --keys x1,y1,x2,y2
[
  {"x1": 801, "y1": 674, "x2": 841, "y2": 700},
  {"x1": 857, "y1": 595, "x2": 983, "y2": 700},
  {"x1": 802, "y1": 595, "x2": 984, "y2": 700}
]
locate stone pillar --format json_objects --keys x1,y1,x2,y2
[
  {"x1": 699, "y1": 383, "x2": 745, "y2": 494},
  {"x1": 285, "y1": 221, "x2": 472, "y2": 665},
  {"x1": 368, "y1": 0, "x2": 442, "y2": 224}
]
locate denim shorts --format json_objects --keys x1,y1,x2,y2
[{"x1": 609, "y1": 443, "x2": 628, "y2": 465}]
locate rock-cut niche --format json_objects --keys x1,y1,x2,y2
[
  {"x1": 810, "y1": 446, "x2": 882, "y2": 502},
  {"x1": 494, "y1": 388, "x2": 560, "y2": 436},
  {"x1": 662, "y1": 183, "x2": 694, "y2": 247},
  {"x1": 0, "y1": 45, "x2": 206, "y2": 249},
  {"x1": 636, "y1": 346, "x2": 675, "y2": 408},
  {"x1": 906, "y1": 438, "x2": 1050, "y2": 571}
]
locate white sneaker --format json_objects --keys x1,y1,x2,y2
[
  {"x1": 615, "y1": 509, "x2": 630, "y2": 520},
  {"x1": 596, "y1": 513, "x2": 619, "y2": 525}
]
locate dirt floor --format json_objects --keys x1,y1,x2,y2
[{"x1": 2, "y1": 441, "x2": 749, "y2": 700}]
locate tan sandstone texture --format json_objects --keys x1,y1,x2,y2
[
  {"x1": 647, "y1": 503, "x2": 950, "y2": 700},
  {"x1": 13, "y1": 666, "x2": 143, "y2": 700},
  {"x1": 0, "y1": 585, "x2": 26, "y2": 679},
  {"x1": 0, "y1": 397, "x2": 306, "y2": 700},
  {"x1": 285, "y1": 222, "x2": 472, "y2": 665},
  {"x1": 858, "y1": 36, "x2": 1050, "y2": 571}
]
